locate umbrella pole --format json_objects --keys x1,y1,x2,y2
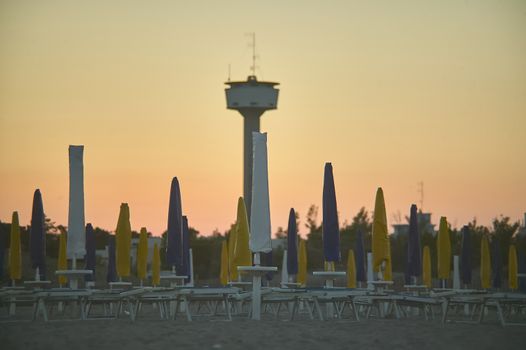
[
  {"x1": 252, "y1": 253, "x2": 262, "y2": 320},
  {"x1": 35, "y1": 267, "x2": 40, "y2": 281}
]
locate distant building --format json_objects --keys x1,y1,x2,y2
[{"x1": 391, "y1": 211, "x2": 436, "y2": 237}]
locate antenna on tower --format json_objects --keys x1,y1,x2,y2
[
  {"x1": 246, "y1": 32, "x2": 258, "y2": 76},
  {"x1": 417, "y1": 181, "x2": 424, "y2": 211}
]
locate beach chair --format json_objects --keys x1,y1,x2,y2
[
  {"x1": 478, "y1": 292, "x2": 526, "y2": 327},
  {"x1": 84, "y1": 288, "x2": 147, "y2": 321},
  {"x1": 32, "y1": 288, "x2": 93, "y2": 321}
]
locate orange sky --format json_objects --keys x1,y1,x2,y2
[{"x1": 1, "y1": 0, "x2": 525, "y2": 236}]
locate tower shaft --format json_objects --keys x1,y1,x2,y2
[{"x1": 242, "y1": 110, "x2": 263, "y2": 217}]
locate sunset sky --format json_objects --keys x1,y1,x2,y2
[{"x1": 1, "y1": 0, "x2": 525, "y2": 237}]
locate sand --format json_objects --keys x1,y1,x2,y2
[{"x1": 1, "y1": 308, "x2": 525, "y2": 350}]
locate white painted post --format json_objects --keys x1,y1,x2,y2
[{"x1": 189, "y1": 248, "x2": 195, "y2": 287}]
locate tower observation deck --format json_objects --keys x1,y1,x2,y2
[{"x1": 225, "y1": 75, "x2": 279, "y2": 218}]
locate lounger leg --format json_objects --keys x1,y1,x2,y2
[
  {"x1": 495, "y1": 301, "x2": 506, "y2": 327},
  {"x1": 314, "y1": 298, "x2": 324, "y2": 321},
  {"x1": 441, "y1": 300, "x2": 450, "y2": 324},
  {"x1": 305, "y1": 300, "x2": 314, "y2": 320}
]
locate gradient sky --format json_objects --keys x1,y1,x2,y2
[{"x1": 1, "y1": 0, "x2": 525, "y2": 237}]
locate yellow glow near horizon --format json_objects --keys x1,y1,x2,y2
[{"x1": 1, "y1": 0, "x2": 525, "y2": 236}]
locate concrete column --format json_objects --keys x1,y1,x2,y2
[{"x1": 242, "y1": 110, "x2": 262, "y2": 220}]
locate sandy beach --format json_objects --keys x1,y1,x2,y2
[{"x1": 2, "y1": 310, "x2": 525, "y2": 350}]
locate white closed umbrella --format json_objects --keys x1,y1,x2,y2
[
  {"x1": 250, "y1": 132, "x2": 272, "y2": 258},
  {"x1": 67, "y1": 145, "x2": 86, "y2": 266},
  {"x1": 239, "y1": 132, "x2": 277, "y2": 320}
]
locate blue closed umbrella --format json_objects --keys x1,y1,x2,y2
[
  {"x1": 460, "y1": 225, "x2": 471, "y2": 285},
  {"x1": 322, "y1": 163, "x2": 340, "y2": 263},
  {"x1": 106, "y1": 235, "x2": 117, "y2": 283},
  {"x1": 181, "y1": 216, "x2": 190, "y2": 281},
  {"x1": 30, "y1": 189, "x2": 46, "y2": 280},
  {"x1": 491, "y1": 237, "x2": 502, "y2": 288},
  {"x1": 355, "y1": 229, "x2": 366, "y2": 283},
  {"x1": 85, "y1": 223, "x2": 96, "y2": 281},
  {"x1": 0, "y1": 223, "x2": 5, "y2": 281},
  {"x1": 518, "y1": 251, "x2": 526, "y2": 293},
  {"x1": 167, "y1": 177, "x2": 183, "y2": 274},
  {"x1": 407, "y1": 204, "x2": 422, "y2": 279},
  {"x1": 287, "y1": 208, "x2": 298, "y2": 275},
  {"x1": 262, "y1": 250, "x2": 274, "y2": 282}
]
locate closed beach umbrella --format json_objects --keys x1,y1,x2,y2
[
  {"x1": 491, "y1": 237, "x2": 502, "y2": 289},
  {"x1": 137, "y1": 227, "x2": 148, "y2": 282},
  {"x1": 106, "y1": 235, "x2": 117, "y2": 283},
  {"x1": 250, "y1": 132, "x2": 272, "y2": 256},
  {"x1": 181, "y1": 216, "x2": 190, "y2": 279},
  {"x1": 9, "y1": 212, "x2": 22, "y2": 282},
  {"x1": 167, "y1": 177, "x2": 183, "y2": 273},
  {"x1": 220, "y1": 241, "x2": 228, "y2": 286},
  {"x1": 347, "y1": 249, "x2": 356, "y2": 288},
  {"x1": 30, "y1": 189, "x2": 46, "y2": 280},
  {"x1": 287, "y1": 208, "x2": 298, "y2": 275},
  {"x1": 519, "y1": 252, "x2": 526, "y2": 292},
  {"x1": 355, "y1": 230, "x2": 366, "y2": 283},
  {"x1": 460, "y1": 225, "x2": 471, "y2": 285},
  {"x1": 407, "y1": 204, "x2": 421, "y2": 279},
  {"x1": 228, "y1": 217, "x2": 238, "y2": 281},
  {"x1": 233, "y1": 197, "x2": 252, "y2": 270},
  {"x1": 437, "y1": 217, "x2": 451, "y2": 281},
  {"x1": 384, "y1": 238, "x2": 393, "y2": 281},
  {"x1": 0, "y1": 224, "x2": 4, "y2": 281},
  {"x1": 115, "y1": 203, "x2": 132, "y2": 278},
  {"x1": 508, "y1": 245, "x2": 518, "y2": 290},
  {"x1": 322, "y1": 163, "x2": 340, "y2": 267},
  {"x1": 67, "y1": 145, "x2": 86, "y2": 262},
  {"x1": 297, "y1": 239, "x2": 307, "y2": 286},
  {"x1": 152, "y1": 242, "x2": 160, "y2": 287},
  {"x1": 85, "y1": 223, "x2": 96, "y2": 281},
  {"x1": 423, "y1": 246, "x2": 432, "y2": 288},
  {"x1": 58, "y1": 232, "x2": 68, "y2": 285},
  {"x1": 372, "y1": 187, "x2": 389, "y2": 274},
  {"x1": 480, "y1": 236, "x2": 491, "y2": 289}
]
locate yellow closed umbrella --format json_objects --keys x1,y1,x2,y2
[
  {"x1": 297, "y1": 238, "x2": 307, "y2": 286},
  {"x1": 509, "y1": 245, "x2": 518, "y2": 290},
  {"x1": 347, "y1": 249, "x2": 356, "y2": 288},
  {"x1": 58, "y1": 231, "x2": 68, "y2": 285},
  {"x1": 372, "y1": 188, "x2": 389, "y2": 275},
  {"x1": 152, "y1": 242, "x2": 160, "y2": 287},
  {"x1": 115, "y1": 203, "x2": 132, "y2": 279},
  {"x1": 437, "y1": 217, "x2": 451, "y2": 281},
  {"x1": 137, "y1": 227, "x2": 148, "y2": 284},
  {"x1": 480, "y1": 236, "x2": 491, "y2": 289},
  {"x1": 233, "y1": 197, "x2": 252, "y2": 276},
  {"x1": 228, "y1": 222, "x2": 238, "y2": 281},
  {"x1": 384, "y1": 238, "x2": 393, "y2": 281},
  {"x1": 9, "y1": 211, "x2": 22, "y2": 282},
  {"x1": 220, "y1": 241, "x2": 229, "y2": 286},
  {"x1": 422, "y1": 246, "x2": 432, "y2": 288}
]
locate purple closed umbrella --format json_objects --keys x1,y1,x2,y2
[
  {"x1": 30, "y1": 189, "x2": 46, "y2": 280},
  {"x1": 181, "y1": 216, "x2": 190, "y2": 281},
  {"x1": 0, "y1": 223, "x2": 5, "y2": 281},
  {"x1": 167, "y1": 177, "x2": 183, "y2": 274},
  {"x1": 519, "y1": 251, "x2": 526, "y2": 292},
  {"x1": 491, "y1": 237, "x2": 502, "y2": 288},
  {"x1": 407, "y1": 204, "x2": 421, "y2": 280},
  {"x1": 355, "y1": 229, "x2": 366, "y2": 283},
  {"x1": 322, "y1": 163, "x2": 340, "y2": 263},
  {"x1": 460, "y1": 225, "x2": 471, "y2": 285},
  {"x1": 287, "y1": 208, "x2": 298, "y2": 275},
  {"x1": 85, "y1": 223, "x2": 96, "y2": 281},
  {"x1": 106, "y1": 235, "x2": 117, "y2": 283}
]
